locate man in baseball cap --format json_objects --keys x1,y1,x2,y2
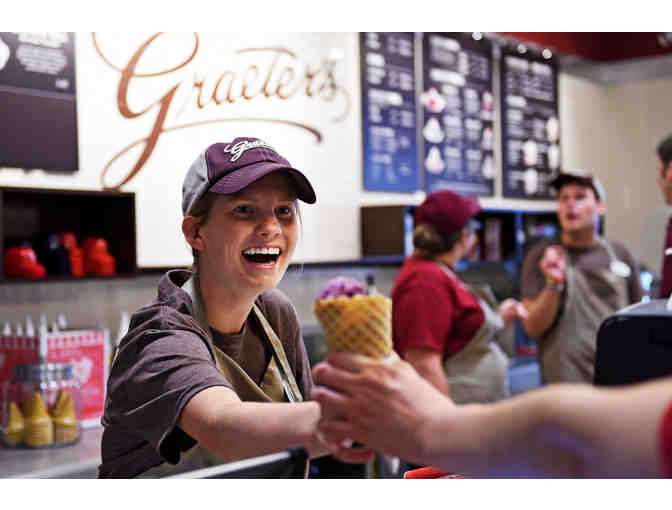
[
  {"x1": 549, "y1": 169, "x2": 606, "y2": 202},
  {"x1": 520, "y1": 168, "x2": 642, "y2": 385}
]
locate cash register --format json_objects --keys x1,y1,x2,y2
[{"x1": 594, "y1": 297, "x2": 672, "y2": 386}]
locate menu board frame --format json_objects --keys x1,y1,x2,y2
[
  {"x1": 500, "y1": 48, "x2": 560, "y2": 200},
  {"x1": 420, "y1": 32, "x2": 495, "y2": 197},
  {"x1": 359, "y1": 32, "x2": 420, "y2": 193},
  {"x1": 0, "y1": 32, "x2": 79, "y2": 173}
]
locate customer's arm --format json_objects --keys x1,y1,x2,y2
[{"x1": 312, "y1": 353, "x2": 670, "y2": 477}]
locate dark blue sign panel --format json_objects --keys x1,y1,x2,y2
[
  {"x1": 500, "y1": 50, "x2": 559, "y2": 199},
  {"x1": 360, "y1": 32, "x2": 419, "y2": 193},
  {"x1": 421, "y1": 33, "x2": 494, "y2": 197}
]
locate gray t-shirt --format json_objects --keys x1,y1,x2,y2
[
  {"x1": 99, "y1": 270, "x2": 312, "y2": 478},
  {"x1": 521, "y1": 237, "x2": 643, "y2": 303}
]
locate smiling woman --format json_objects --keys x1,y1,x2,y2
[{"x1": 98, "y1": 137, "x2": 370, "y2": 478}]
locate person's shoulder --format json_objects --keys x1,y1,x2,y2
[
  {"x1": 605, "y1": 238, "x2": 636, "y2": 259},
  {"x1": 399, "y1": 257, "x2": 447, "y2": 278},
  {"x1": 117, "y1": 297, "x2": 209, "y2": 360},
  {"x1": 394, "y1": 260, "x2": 457, "y2": 300}
]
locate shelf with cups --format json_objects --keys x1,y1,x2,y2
[
  {"x1": 0, "y1": 187, "x2": 137, "y2": 282},
  {"x1": 361, "y1": 205, "x2": 561, "y2": 268}
]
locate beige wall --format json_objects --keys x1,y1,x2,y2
[{"x1": 559, "y1": 73, "x2": 672, "y2": 274}]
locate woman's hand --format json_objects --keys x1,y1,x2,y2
[
  {"x1": 311, "y1": 352, "x2": 455, "y2": 466},
  {"x1": 304, "y1": 425, "x2": 375, "y2": 463},
  {"x1": 498, "y1": 298, "x2": 529, "y2": 329}
]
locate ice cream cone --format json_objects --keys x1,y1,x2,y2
[
  {"x1": 51, "y1": 390, "x2": 79, "y2": 443},
  {"x1": 5, "y1": 401, "x2": 25, "y2": 446},
  {"x1": 22, "y1": 392, "x2": 53, "y2": 447},
  {"x1": 313, "y1": 294, "x2": 393, "y2": 359}
]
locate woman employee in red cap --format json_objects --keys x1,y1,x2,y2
[
  {"x1": 392, "y1": 190, "x2": 528, "y2": 405},
  {"x1": 99, "y1": 138, "x2": 370, "y2": 478}
]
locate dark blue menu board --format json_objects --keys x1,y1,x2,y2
[
  {"x1": 421, "y1": 33, "x2": 494, "y2": 197},
  {"x1": 500, "y1": 51, "x2": 559, "y2": 199},
  {"x1": 360, "y1": 32, "x2": 419, "y2": 192},
  {"x1": 0, "y1": 32, "x2": 78, "y2": 172}
]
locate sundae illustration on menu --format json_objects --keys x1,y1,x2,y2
[
  {"x1": 481, "y1": 155, "x2": 495, "y2": 179},
  {"x1": 423, "y1": 117, "x2": 445, "y2": 144},
  {"x1": 523, "y1": 168, "x2": 539, "y2": 196},
  {"x1": 421, "y1": 87, "x2": 446, "y2": 113},
  {"x1": 546, "y1": 116, "x2": 560, "y2": 143},
  {"x1": 481, "y1": 126, "x2": 493, "y2": 150},
  {"x1": 482, "y1": 90, "x2": 494, "y2": 112},
  {"x1": 522, "y1": 139, "x2": 538, "y2": 167},
  {"x1": 0, "y1": 37, "x2": 10, "y2": 72},
  {"x1": 548, "y1": 144, "x2": 560, "y2": 170},
  {"x1": 425, "y1": 146, "x2": 445, "y2": 174}
]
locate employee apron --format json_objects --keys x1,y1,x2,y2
[
  {"x1": 136, "y1": 276, "x2": 305, "y2": 478},
  {"x1": 537, "y1": 238, "x2": 630, "y2": 384},
  {"x1": 439, "y1": 264, "x2": 510, "y2": 404}
]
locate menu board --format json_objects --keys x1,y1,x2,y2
[
  {"x1": 0, "y1": 32, "x2": 78, "y2": 172},
  {"x1": 360, "y1": 32, "x2": 419, "y2": 192},
  {"x1": 500, "y1": 50, "x2": 559, "y2": 199},
  {"x1": 421, "y1": 33, "x2": 494, "y2": 197}
]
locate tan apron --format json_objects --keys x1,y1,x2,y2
[
  {"x1": 537, "y1": 238, "x2": 631, "y2": 384},
  {"x1": 439, "y1": 264, "x2": 511, "y2": 405},
  {"x1": 136, "y1": 277, "x2": 304, "y2": 478}
]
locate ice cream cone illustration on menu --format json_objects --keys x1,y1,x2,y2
[
  {"x1": 52, "y1": 390, "x2": 79, "y2": 443},
  {"x1": 5, "y1": 401, "x2": 25, "y2": 446},
  {"x1": 22, "y1": 392, "x2": 53, "y2": 447},
  {"x1": 313, "y1": 277, "x2": 393, "y2": 359}
]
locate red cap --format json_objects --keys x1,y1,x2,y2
[{"x1": 414, "y1": 190, "x2": 481, "y2": 240}]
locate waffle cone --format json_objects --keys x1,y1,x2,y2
[{"x1": 313, "y1": 294, "x2": 392, "y2": 359}]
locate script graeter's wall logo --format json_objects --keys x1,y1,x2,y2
[{"x1": 93, "y1": 33, "x2": 351, "y2": 189}]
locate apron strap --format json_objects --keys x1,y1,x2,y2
[
  {"x1": 252, "y1": 304, "x2": 303, "y2": 403},
  {"x1": 182, "y1": 275, "x2": 222, "y2": 372}
]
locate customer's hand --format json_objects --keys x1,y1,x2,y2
[
  {"x1": 498, "y1": 299, "x2": 529, "y2": 329},
  {"x1": 312, "y1": 352, "x2": 455, "y2": 466}
]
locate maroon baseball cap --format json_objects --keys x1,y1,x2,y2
[
  {"x1": 182, "y1": 137, "x2": 316, "y2": 215},
  {"x1": 415, "y1": 190, "x2": 482, "y2": 240}
]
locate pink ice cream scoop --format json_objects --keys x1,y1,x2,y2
[{"x1": 316, "y1": 276, "x2": 367, "y2": 300}]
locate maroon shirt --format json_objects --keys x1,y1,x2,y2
[
  {"x1": 660, "y1": 398, "x2": 672, "y2": 476},
  {"x1": 391, "y1": 256, "x2": 484, "y2": 359},
  {"x1": 99, "y1": 270, "x2": 312, "y2": 478},
  {"x1": 660, "y1": 217, "x2": 672, "y2": 298}
]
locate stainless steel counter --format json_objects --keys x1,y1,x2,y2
[{"x1": 0, "y1": 426, "x2": 103, "y2": 478}]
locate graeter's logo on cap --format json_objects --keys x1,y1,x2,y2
[{"x1": 223, "y1": 139, "x2": 276, "y2": 162}]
